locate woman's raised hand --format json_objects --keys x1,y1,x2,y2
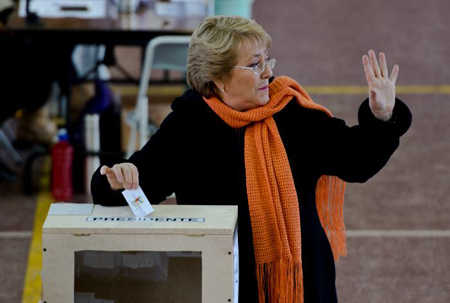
[
  {"x1": 100, "y1": 163, "x2": 139, "y2": 191},
  {"x1": 362, "y1": 50, "x2": 399, "y2": 121}
]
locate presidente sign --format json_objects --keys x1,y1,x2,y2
[{"x1": 86, "y1": 217, "x2": 206, "y2": 222}]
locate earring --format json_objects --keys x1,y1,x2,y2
[{"x1": 220, "y1": 87, "x2": 225, "y2": 92}]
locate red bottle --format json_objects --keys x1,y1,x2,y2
[{"x1": 51, "y1": 129, "x2": 74, "y2": 201}]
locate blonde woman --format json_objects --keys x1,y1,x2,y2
[{"x1": 92, "y1": 16, "x2": 412, "y2": 303}]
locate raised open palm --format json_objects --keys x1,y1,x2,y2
[{"x1": 362, "y1": 50, "x2": 399, "y2": 121}]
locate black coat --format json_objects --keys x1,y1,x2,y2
[{"x1": 92, "y1": 86, "x2": 412, "y2": 303}]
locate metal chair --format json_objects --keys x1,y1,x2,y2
[{"x1": 125, "y1": 35, "x2": 192, "y2": 158}]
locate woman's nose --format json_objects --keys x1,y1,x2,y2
[{"x1": 261, "y1": 65, "x2": 273, "y2": 79}]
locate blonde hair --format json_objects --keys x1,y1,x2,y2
[{"x1": 187, "y1": 16, "x2": 272, "y2": 98}]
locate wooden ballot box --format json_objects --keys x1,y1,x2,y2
[{"x1": 42, "y1": 204, "x2": 238, "y2": 303}]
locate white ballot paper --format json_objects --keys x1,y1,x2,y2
[{"x1": 122, "y1": 186, "x2": 154, "y2": 217}]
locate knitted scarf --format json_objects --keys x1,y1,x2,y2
[{"x1": 203, "y1": 76, "x2": 347, "y2": 303}]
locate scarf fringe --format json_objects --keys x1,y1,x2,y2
[{"x1": 256, "y1": 259, "x2": 304, "y2": 303}]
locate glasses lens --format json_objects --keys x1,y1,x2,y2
[
  {"x1": 268, "y1": 58, "x2": 276, "y2": 70},
  {"x1": 258, "y1": 58, "x2": 275, "y2": 75}
]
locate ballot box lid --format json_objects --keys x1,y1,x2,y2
[{"x1": 43, "y1": 204, "x2": 238, "y2": 235}]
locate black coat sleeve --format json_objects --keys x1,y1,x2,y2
[
  {"x1": 315, "y1": 98, "x2": 412, "y2": 183},
  {"x1": 91, "y1": 112, "x2": 177, "y2": 206}
]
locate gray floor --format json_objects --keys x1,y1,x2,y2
[
  {"x1": 1, "y1": 0, "x2": 450, "y2": 302},
  {"x1": 253, "y1": 0, "x2": 450, "y2": 302}
]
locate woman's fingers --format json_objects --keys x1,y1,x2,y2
[
  {"x1": 362, "y1": 55, "x2": 375, "y2": 84},
  {"x1": 101, "y1": 164, "x2": 139, "y2": 190},
  {"x1": 379, "y1": 52, "x2": 388, "y2": 78},
  {"x1": 113, "y1": 163, "x2": 140, "y2": 190},
  {"x1": 123, "y1": 164, "x2": 138, "y2": 190},
  {"x1": 101, "y1": 165, "x2": 119, "y2": 180},
  {"x1": 126, "y1": 163, "x2": 139, "y2": 189},
  {"x1": 100, "y1": 165, "x2": 109, "y2": 175},
  {"x1": 117, "y1": 164, "x2": 132, "y2": 189},
  {"x1": 369, "y1": 50, "x2": 381, "y2": 78},
  {"x1": 363, "y1": 51, "x2": 398, "y2": 83},
  {"x1": 390, "y1": 64, "x2": 399, "y2": 84},
  {"x1": 112, "y1": 164, "x2": 124, "y2": 183},
  {"x1": 101, "y1": 165, "x2": 123, "y2": 190},
  {"x1": 121, "y1": 163, "x2": 139, "y2": 189}
]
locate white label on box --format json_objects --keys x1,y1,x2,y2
[
  {"x1": 48, "y1": 203, "x2": 94, "y2": 215},
  {"x1": 122, "y1": 186, "x2": 154, "y2": 217},
  {"x1": 86, "y1": 217, "x2": 206, "y2": 222}
]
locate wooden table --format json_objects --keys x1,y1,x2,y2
[{"x1": 7, "y1": 1, "x2": 203, "y2": 45}]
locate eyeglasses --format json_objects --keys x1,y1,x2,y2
[{"x1": 234, "y1": 58, "x2": 276, "y2": 75}]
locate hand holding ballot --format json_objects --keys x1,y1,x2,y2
[
  {"x1": 100, "y1": 163, "x2": 139, "y2": 191},
  {"x1": 100, "y1": 163, "x2": 152, "y2": 217}
]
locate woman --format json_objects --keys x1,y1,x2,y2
[{"x1": 92, "y1": 16, "x2": 412, "y2": 303}]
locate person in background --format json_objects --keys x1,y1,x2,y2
[
  {"x1": 91, "y1": 16, "x2": 412, "y2": 303},
  {"x1": 0, "y1": 1, "x2": 67, "y2": 182},
  {"x1": 0, "y1": 38, "x2": 59, "y2": 181}
]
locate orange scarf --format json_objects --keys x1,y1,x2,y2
[{"x1": 203, "y1": 76, "x2": 347, "y2": 302}]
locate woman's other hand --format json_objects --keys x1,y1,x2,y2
[
  {"x1": 100, "y1": 163, "x2": 139, "y2": 191},
  {"x1": 362, "y1": 50, "x2": 399, "y2": 121}
]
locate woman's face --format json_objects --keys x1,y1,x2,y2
[{"x1": 215, "y1": 42, "x2": 273, "y2": 112}]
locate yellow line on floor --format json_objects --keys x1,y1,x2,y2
[
  {"x1": 112, "y1": 84, "x2": 450, "y2": 96},
  {"x1": 22, "y1": 158, "x2": 53, "y2": 303},
  {"x1": 304, "y1": 85, "x2": 450, "y2": 95},
  {"x1": 346, "y1": 230, "x2": 450, "y2": 237},
  {"x1": 112, "y1": 85, "x2": 185, "y2": 96},
  {"x1": 396, "y1": 85, "x2": 450, "y2": 94},
  {"x1": 0, "y1": 231, "x2": 32, "y2": 238}
]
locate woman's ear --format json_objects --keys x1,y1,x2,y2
[{"x1": 212, "y1": 78, "x2": 225, "y2": 92}]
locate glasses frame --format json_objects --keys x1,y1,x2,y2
[{"x1": 234, "y1": 58, "x2": 276, "y2": 75}]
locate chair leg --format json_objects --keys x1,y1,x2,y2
[
  {"x1": 0, "y1": 129, "x2": 22, "y2": 165},
  {"x1": 126, "y1": 124, "x2": 138, "y2": 159},
  {"x1": 126, "y1": 95, "x2": 148, "y2": 159},
  {"x1": 138, "y1": 96, "x2": 149, "y2": 150},
  {"x1": 2, "y1": 123, "x2": 16, "y2": 141}
]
